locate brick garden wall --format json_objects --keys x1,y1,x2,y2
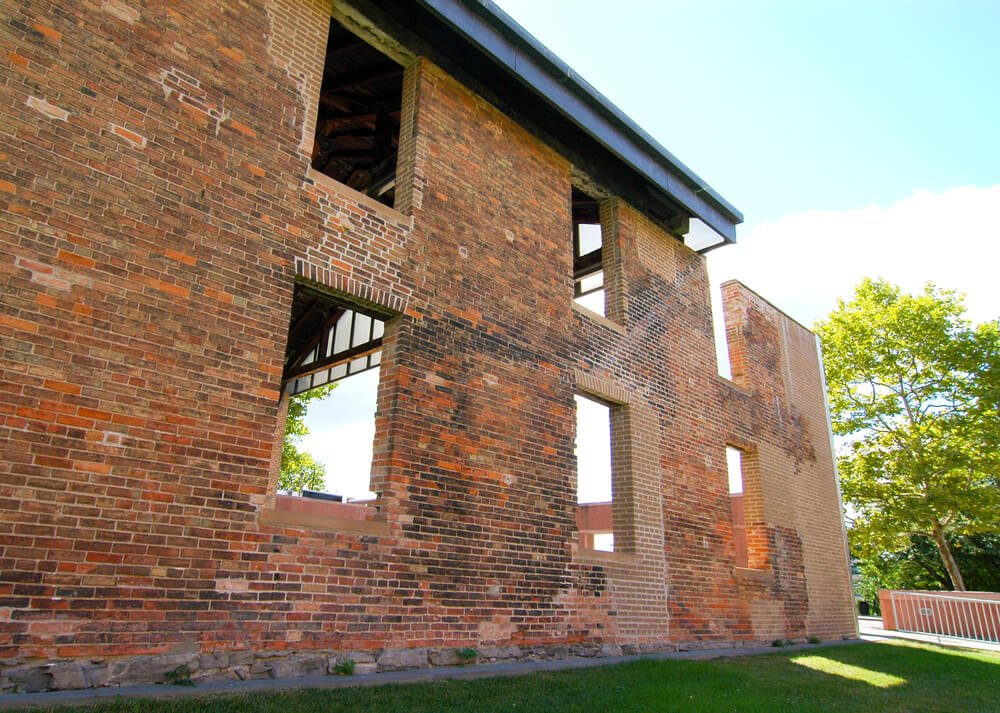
[{"x1": 0, "y1": 0, "x2": 855, "y2": 691}]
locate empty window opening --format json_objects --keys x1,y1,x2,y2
[
  {"x1": 706, "y1": 266, "x2": 734, "y2": 381},
  {"x1": 727, "y1": 446, "x2": 748, "y2": 568},
  {"x1": 296, "y1": 368, "x2": 379, "y2": 501},
  {"x1": 575, "y1": 393, "x2": 614, "y2": 552},
  {"x1": 572, "y1": 188, "x2": 605, "y2": 317},
  {"x1": 280, "y1": 284, "x2": 387, "y2": 501},
  {"x1": 591, "y1": 532, "x2": 614, "y2": 552},
  {"x1": 311, "y1": 17, "x2": 404, "y2": 207}
]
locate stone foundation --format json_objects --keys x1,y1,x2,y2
[{"x1": 0, "y1": 638, "x2": 835, "y2": 693}]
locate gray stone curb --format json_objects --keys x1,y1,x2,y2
[{"x1": 0, "y1": 639, "x2": 863, "y2": 710}]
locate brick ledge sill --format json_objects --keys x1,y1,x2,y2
[
  {"x1": 734, "y1": 566, "x2": 772, "y2": 584},
  {"x1": 260, "y1": 494, "x2": 390, "y2": 535},
  {"x1": 575, "y1": 549, "x2": 637, "y2": 566},
  {"x1": 572, "y1": 302, "x2": 626, "y2": 335},
  {"x1": 306, "y1": 167, "x2": 413, "y2": 230}
]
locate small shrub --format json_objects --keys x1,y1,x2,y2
[
  {"x1": 164, "y1": 665, "x2": 194, "y2": 686},
  {"x1": 808, "y1": 636, "x2": 822, "y2": 645},
  {"x1": 771, "y1": 639, "x2": 786, "y2": 647},
  {"x1": 333, "y1": 658, "x2": 356, "y2": 676},
  {"x1": 455, "y1": 647, "x2": 478, "y2": 664}
]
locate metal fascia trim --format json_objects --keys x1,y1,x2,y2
[{"x1": 415, "y1": 0, "x2": 742, "y2": 240}]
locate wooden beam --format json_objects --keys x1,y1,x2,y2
[
  {"x1": 325, "y1": 66, "x2": 403, "y2": 94},
  {"x1": 284, "y1": 340, "x2": 383, "y2": 382},
  {"x1": 573, "y1": 248, "x2": 602, "y2": 279},
  {"x1": 323, "y1": 37, "x2": 366, "y2": 65},
  {"x1": 318, "y1": 127, "x2": 378, "y2": 139},
  {"x1": 320, "y1": 110, "x2": 376, "y2": 122},
  {"x1": 286, "y1": 298, "x2": 319, "y2": 341},
  {"x1": 322, "y1": 149, "x2": 376, "y2": 159},
  {"x1": 286, "y1": 307, "x2": 345, "y2": 375},
  {"x1": 373, "y1": 111, "x2": 393, "y2": 160}
]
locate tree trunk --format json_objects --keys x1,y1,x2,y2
[{"x1": 931, "y1": 521, "x2": 966, "y2": 591}]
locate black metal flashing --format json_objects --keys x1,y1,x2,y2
[{"x1": 349, "y1": 0, "x2": 742, "y2": 246}]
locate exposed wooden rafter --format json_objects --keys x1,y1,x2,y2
[
  {"x1": 325, "y1": 66, "x2": 403, "y2": 94},
  {"x1": 311, "y1": 16, "x2": 404, "y2": 207}
]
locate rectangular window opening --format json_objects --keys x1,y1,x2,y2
[
  {"x1": 575, "y1": 393, "x2": 614, "y2": 552},
  {"x1": 279, "y1": 284, "x2": 388, "y2": 502},
  {"x1": 312, "y1": 17, "x2": 404, "y2": 208},
  {"x1": 572, "y1": 187, "x2": 605, "y2": 317},
  {"x1": 726, "y1": 446, "x2": 748, "y2": 568}
]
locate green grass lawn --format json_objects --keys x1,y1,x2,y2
[{"x1": 23, "y1": 640, "x2": 1000, "y2": 713}]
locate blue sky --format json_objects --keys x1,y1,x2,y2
[
  {"x1": 493, "y1": 0, "x2": 1000, "y2": 328},
  {"x1": 493, "y1": 0, "x2": 1000, "y2": 225}
]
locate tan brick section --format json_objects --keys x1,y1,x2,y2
[
  {"x1": 0, "y1": 0, "x2": 855, "y2": 692},
  {"x1": 721, "y1": 282, "x2": 858, "y2": 641}
]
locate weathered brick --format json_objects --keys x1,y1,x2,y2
[
  {"x1": 26, "y1": 96, "x2": 69, "y2": 121},
  {"x1": 0, "y1": 0, "x2": 854, "y2": 693}
]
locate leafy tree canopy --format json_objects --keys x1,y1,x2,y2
[
  {"x1": 279, "y1": 383, "x2": 337, "y2": 493},
  {"x1": 816, "y1": 279, "x2": 1000, "y2": 591}
]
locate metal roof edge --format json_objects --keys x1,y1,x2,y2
[{"x1": 415, "y1": 0, "x2": 743, "y2": 239}]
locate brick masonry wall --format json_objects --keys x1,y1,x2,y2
[
  {"x1": 0, "y1": 0, "x2": 855, "y2": 691},
  {"x1": 581, "y1": 202, "x2": 745, "y2": 644},
  {"x1": 0, "y1": 0, "x2": 416, "y2": 666},
  {"x1": 721, "y1": 282, "x2": 858, "y2": 641}
]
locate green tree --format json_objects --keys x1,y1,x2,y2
[
  {"x1": 816, "y1": 279, "x2": 1000, "y2": 591},
  {"x1": 279, "y1": 383, "x2": 337, "y2": 493}
]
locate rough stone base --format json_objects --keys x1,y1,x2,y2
[{"x1": 0, "y1": 640, "x2": 719, "y2": 693}]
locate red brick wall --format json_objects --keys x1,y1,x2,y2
[
  {"x1": 730, "y1": 495, "x2": 748, "y2": 569},
  {"x1": 0, "y1": 0, "x2": 855, "y2": 687},
  {"x1": 0, "y1": 0, "x2": 415, "y2": 663}
]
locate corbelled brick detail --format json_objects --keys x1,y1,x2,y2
[{"x1": 0, "y1": 0, "x2": 855, "y2": 692}]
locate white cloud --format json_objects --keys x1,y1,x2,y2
[
  {"x1": 708, "y1": 185, "x2": 1000, "y2": 330},
  {"x1": 299, "y1": 369, "x2": 379, "y2": 500}
]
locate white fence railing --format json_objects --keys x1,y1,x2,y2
[{"x1": 886, "y1": 591, "x2": 1000, "y2": 644}]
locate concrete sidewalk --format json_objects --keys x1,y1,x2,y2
[
  {"x1": 0, "y1": 638, "x2": 863, "y2": 711},
  {"x1": 858, "y1": 615, "x2": 1000, "y2": 653}
]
